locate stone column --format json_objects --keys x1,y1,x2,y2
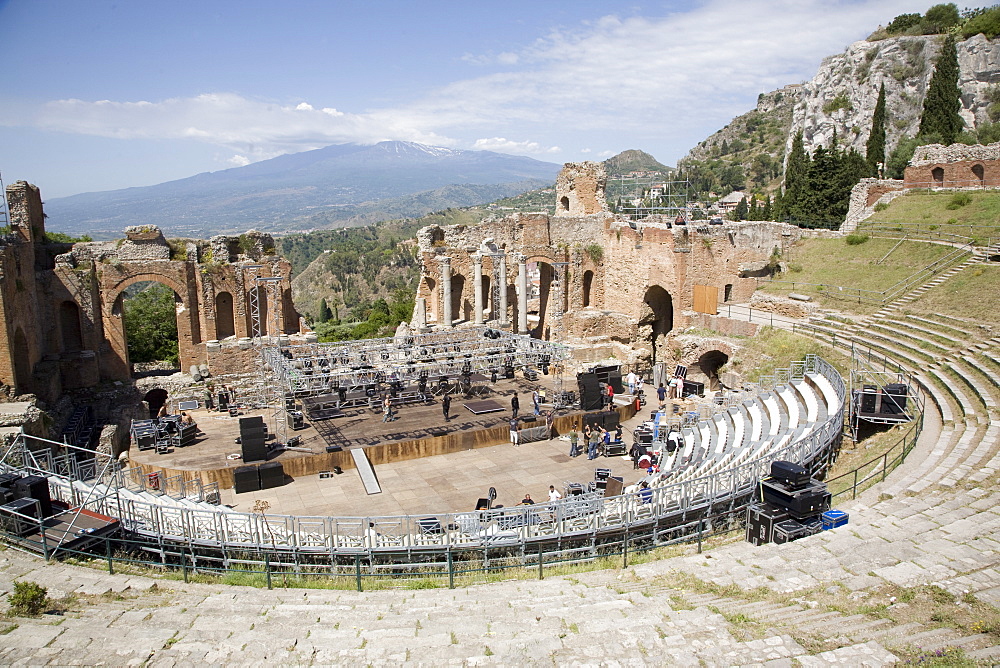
[
  {"x1": 440, "y1": 256, "x2": 453, "y2": 328},
  {"x1": 498, "y1": 253, "x2": 509, "y2": 329},
  {"x1": 473, "y1": 254, "x2": 484, "y2": 325},
  {"x1": 516, "y1": 254, "x2": 528, "y2": 335}
]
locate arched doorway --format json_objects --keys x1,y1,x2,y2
[
  {"x1": 59, "y1": 301, "x2": 84, "y2": 351},
  {"x1": 143, "y1": 388, "x2": 168, "y2": 418},
  {"x1": 697, "y1": 350, "x2": 729, "y2": 391},
  {"x1": 640, "y1": 285, "x2": 674, "y2": 365},
  {"x1": 246, "y1": 285, "x2": 269, "y2": 337},
  {"x1": 481, "y1": 275, "x2": 492, "y2": 321},
  {"x1": 425, "y1": 276, "x2": 437, "y2": 323},
  {"x1": 215, "y1": 291, "x2": 236, "y2": 339},
  {"x1": 451, "y1": 274, "x2": 466, "y2": 324},
  {"x1": 559, "y1": 196, "x2": 570, "y2": 213},
  {"x1": 932, "y1": 167, "x2": 944, "y2": 186},
  {"x1": 582, "y1": 270, "x2": 594, "y2": 307},
  {"x1": 116, "y1": 281, "x2": 181, "y2": 375},
  {"x1": 11, "y1": 328, "x2": 31, "y2": 394},
  {"x1": 973, "y1": 164, "x2": 985, "y2": 186}
]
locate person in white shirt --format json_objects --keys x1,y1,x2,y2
[
  {"x1": 548, "y1": 485, "x2": 562, "y2": 502},
  {"x1": 626, "y1": 371, "x2": 638, "y2": 395}
]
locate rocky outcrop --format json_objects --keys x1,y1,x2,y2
[{"x1": 788, "y1": 34, "x2": 1000, "y2": 161}]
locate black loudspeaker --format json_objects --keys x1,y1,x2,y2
[
  {"x1": 682, "y1": 380, "x2": 705, "y2": 398},
  {"x1": 290, "y1": 411, "x2": 305, "y2": 430},
  {"x1": 13, "y1": 475, "x2": 52, "y2": 518},
  {"x1": 0, "y1": 472, "x2": 20, "y2": 492},
  {"x1": 233, "y1": 466, "x2": 261, "y2": 494},
  {"x1": 258, "y1": 462, "x2": 285, "y2": 490},
  {"x1": 882, "y1": 383, "x2": 908, "y2": 414},
  {"x1": 601, "y1": 411, "x2": 620, "y2": 431},
  {"x1": 860, "y1": 385, "x2": 878, "y2": 413},
  {"x1": 242, "y1": 437, "x2": 267, "y2": 463},
  {"x1": 326, "y1": 445, "x2": 343, "y2": 453},
  {"x1": 608, "y1": 371, "x2": 624, "y2": 394},
  {"x1": 578, "y1": 373, "x2": 602, "y2": 411},
  {"x1": 239, "y1": 415, "x2": 265, "y2": 431}
]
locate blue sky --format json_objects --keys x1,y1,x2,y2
[{"x1": 1, "y1": 0, "x2": 931, "y2": 198}]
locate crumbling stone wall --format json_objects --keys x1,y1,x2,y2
[
  {"x1": 0, "y1": 181, "x2": 302, "y2": 402},
  {"x1": 904, "y1": 141, "x2": 1000, "y2": 188},
  {"x1": 555, "y1": 161, "x2": 610, "y2": 217},
  {"x1": 415, "y1": 165, "x2": 802, "y2": 368}
]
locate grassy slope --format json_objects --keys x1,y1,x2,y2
[
  {"x1": 861, "y1": 190, "x2": 1000, "y2": 245},
  {"x1": 905, "y1": 263, "x2": 1000, "y2": 324},
  {"x1": 758, "y1": 237, "x2": 957, "y2": 314}
]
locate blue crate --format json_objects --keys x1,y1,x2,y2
[{"x1": 821, "y1": 509, "x2": 848, "y2": 530}]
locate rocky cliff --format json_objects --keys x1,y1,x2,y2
[{"x1": 788, "y1": 33, "x2": 1000, "y2": 160}]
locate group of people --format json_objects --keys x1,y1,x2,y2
[
  {"x1": 655, "y1": 375, "x2": 686, "y2": 409},
  {"x1": 567, "y1": 422, "x2": 623, "y2": 460},
  {"x1": 515, "y1": 485, "x2": 564, "y2": 505}
]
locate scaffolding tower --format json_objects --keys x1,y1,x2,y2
[
  {"x1": 847, "y1": 343, "x2": 921, "y2": 441},
  {"x1": 606, "y1": 176, "x2": 692, "y2": 220}
]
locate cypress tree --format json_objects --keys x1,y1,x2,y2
[
  {"x1": 919, "y1": 34, "x2": 963, "y2": 144},
  {"x1": 866, "y1": 83, "x2": 887, "y2": 176},
  {"x1": 734, "y1": 196, "x2": 749, "y2": 221},
  {"x1": 318, "y1": 298, "x2": 333, "y2": 323},
  {"x1": 783, "y1": 132, "x2": 811, "y2": 222},
  {"x1": 761, "y1": 195, "x2": 773, "y2": 221}
]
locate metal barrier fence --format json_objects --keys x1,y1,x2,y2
[{"x1": 1, "y1": 355, "x2": 853, "y2": 585}]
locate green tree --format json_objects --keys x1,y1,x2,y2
[
  {"x1": 783, "y1": 132, "x2": 811, "y2": 222},
  {"x1": 318, "y1": 298, "x2": 333, "y2": 323},
  {"x1": 885, "y1": 136, "x2": 922, "y2": 178},
  {"x1": 734, "y1": 196, "x2": 749, "y2": 221},
  {"x1": 866, "y1": 83, "x2": 887, "y2": 176},
  {"x1": 919, "y1": 34, "x2": 963, "y2": 144},
  {"x1": 922, "y1": 3, "x2": 960, "y2": 33},
  {"x1": 761, "y1": 195, "x2": 773, "y2": 221},
  {"x1": 123, "y1": 283, "x2": 179, "y2": 365}
]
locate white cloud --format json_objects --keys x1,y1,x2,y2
[
  {"x1": 227, "y1": 154, "x2": 251, "y2": 167},
  {"x1": 7, "y1": 0, "x2": 930, "y2": 167},
  {"x1": 580, "y1": 148, "x2": 591, "y2": 154},
  {"x1": 472, "y1": 137, "x2": 560, "y2": 154}
]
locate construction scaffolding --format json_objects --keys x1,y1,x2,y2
[
  {"x1": 606, "y1": 176, "x2": 692, "y2": 220},
  {"x1": 847, "y1": 344, "x2": 921, "y2": 441}
]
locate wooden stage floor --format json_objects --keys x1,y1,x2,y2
[{"x1": 131, "y1": 376, "x2": 645, "y2": 517}]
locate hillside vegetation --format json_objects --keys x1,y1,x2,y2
[{"x1": 860, "y1": 190, "x2": 1000, "y2": 245}]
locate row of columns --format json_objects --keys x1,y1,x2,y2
[{"x1": 437, "y1": 252, "x2": 528, "y2": 333}]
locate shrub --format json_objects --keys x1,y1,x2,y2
[
  {"x1": 946, "y1": 192, "x2": 973, "y2": 209},
  {"x1": 873, "y1": 202, "x2": 889, "y2": 212},
  {"x1": 8, "y1": 581, "x2": 49, "y2": 617},
  {"x1": 583, "y1": 243, "x2": 604, "y2": 263},
  {"x1": 822, "y1": 94, "x2": 852, "y2": 114},
  {"x1": 788, "y1": 263, "x2": 803, "y2": 273},
  {"x1": 845, "y1": 233, "x2": 870, "y2": 246}
]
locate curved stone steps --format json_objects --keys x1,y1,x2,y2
[
  {"x1": 902, "y1": 313, "x2": 977, "y2": 339},
  {"x1": 888, "y1": 317, "x2": 973, "y2": 347},
  {"x1": 867, "y1": 322, "x2": 952, "y2": 356}
]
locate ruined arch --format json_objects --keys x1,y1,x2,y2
[
  {"x1": 696, "y1": 350, "x2": 729, "y2": 391},
  {"x1": 245, "y1": 285, "x2": 269, "y2": 337},
  {"x1": 932, "y1": 166, "x2": 944, "y2": 185},
  {"x1": 143, "y1": 388, "x2": 168, "y2": 418},
  {"x1": 424, "y1": 276, "x2": 437, "y2": 323},
  {"x1": 582, "y1": 270, "x2": 594, "y2": 307},
  {"x1": 215, "y1": 291, "x2": 236, "y2": 339},
  {"x1": 59, "y1": 300, "x2": 84, "y2": 352},
  {"x1": 451, "y1": 273, "x2": 467, "y2": 323},
  {"x1": 559, "y1": 196, "x2": 570, "y2": 212},
  {"x1": 640, "y1": 285, "x2": 674, "y2": 365},
  {"x1": 973, "y1": 163, "x2": 985, "y2": 186}
]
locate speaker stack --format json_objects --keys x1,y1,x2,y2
[
  {"x1": 239, "y1": 416, "x2": 268, "y2": 462},
  {"x1": 746, "y1": 460, "x2": 831, "y2": 546},
  {"x1": 577, "y1": 372, "x2": 602, "y2": 411},
  {"x1": 0, "y1": 497, "x2": 40, "y2": 536},
  {"x1": 233, "y1": 465, "x2": 261, "y2": 494},
  {"x1": 258, "y1": 462, "x2": 285, "y2": 490},
  {"x1": 13, "y1": 475, "x2": 52, "y2": 518}
]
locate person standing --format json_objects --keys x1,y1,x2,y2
[
  {"x1": 656, "y1": 383, "x2": 667, "y2": 409},
  {"x1": 532, "y1": 389, "x2": 541, "y2": 416},
  {"x1": 626, "y1": 370, "x2": 637, "y2": 396},
  {"x1": 587, "y1": 428, "x2": 600, "y2": 460},
  {"x1": 606, "y1": 383, "x2": 615, "y2": 408},
  {"x1": 568, "y1": 427, "x2": 579, "y2": 457},
  {"x1": 382, "y1": 395, "x2": 393, "y2": 423},
  {"x1": 509, "y1": 416, "x2": 520, "y2": 446},
  {"x1": 442, "y1": 393, "x2": 451, "y2": 422},
  {"x1": 511, "y1": 391, "x2": 520, "y2": 418},
  {"x1": 548, "y1": 485, "x2": 562, "y2": 502}
]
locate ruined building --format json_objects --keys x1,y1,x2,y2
[
  {"x1": 0, "y1": 181, "x2": 301, "y2": 404},
  {"x1": 414, "y1": 162, "x2": 803, "y2": 377}
]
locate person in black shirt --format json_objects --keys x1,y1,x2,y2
[
  {"x1": 442, "y1": 394, "x2": 451, "y2": 421},
  {"x1": 510, "y1": 391, "x2": 519, "y2": 418}
]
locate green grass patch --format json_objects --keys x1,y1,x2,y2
[
  {"x1": 862, "y1": 191, "x2": 1000, "y2": 244},
  {"x1": 758, "y1": 237, "x2": 960, "y2": 315},
  {"x1": 905, "y1": 264, "x2": 1000, "y2": 325},
  {"x1": 721, "y1": 328, "x2": 851, "y2": 382}
]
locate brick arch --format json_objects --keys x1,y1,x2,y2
[
  {"x1": 525, "y1": 255, "x2": 563, "y2": 340},
  {"x1": 100, "y1": 269, "x2": 202, "y2": 379}
]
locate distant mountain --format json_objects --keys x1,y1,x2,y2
[
  {"x1": 602, "y1": 150, "x2": 671, "y2": 176},
  {"x1": 42, "y1": 141, "x2": 561, "y2": 238}
]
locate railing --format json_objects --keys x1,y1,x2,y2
[{"x1": 826, "y1": 411, "x2": 923, "y2": 501}]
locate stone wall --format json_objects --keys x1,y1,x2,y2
[
  {"x1": 555, "y1": 162, "x2": 609, "y2": 217},
  {"x1": 904, "y1": 141, "x2": 1000, "y2": 188}
]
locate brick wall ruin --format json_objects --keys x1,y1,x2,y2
[
  {"x1": 0, "y1": 181, "x2": 303, "y2": 402},
  {"x1": 415, "y1": 164, "x2": 802, "y2": 368}
]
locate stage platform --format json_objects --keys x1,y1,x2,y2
[{"x1": 128, "y1": 374, "x2": 642, "y2": 517}]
